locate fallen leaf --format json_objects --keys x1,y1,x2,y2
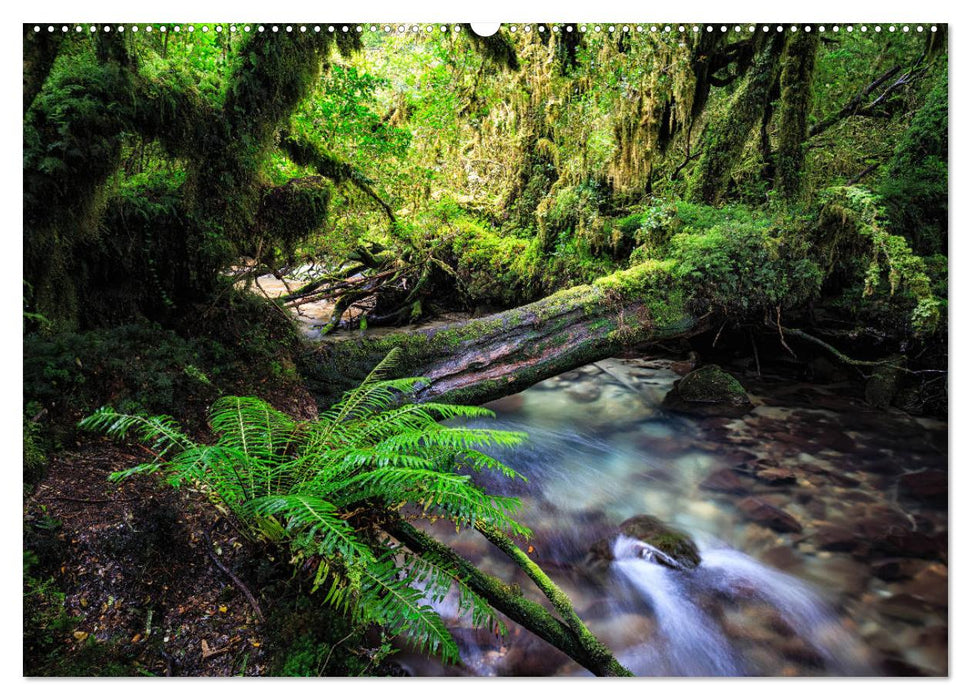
[{"x1": 73, "y1": 631, "x2": 89, "y2": 641}]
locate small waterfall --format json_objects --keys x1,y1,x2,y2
[
  {"x1": 698, "y1": 546, "x2": 875, "y2": 675},
  {"x1": 611, "y1": 536, "x2": 739, "y2": 676}
]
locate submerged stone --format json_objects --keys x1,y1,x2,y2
[
  {"x1": 588, "y1": 514, "x2": 702, "y2": 570},
  {"x1": 737, "y1": 497, "x2": 803, "y2": 533},
  {"x1": 662, "y1": 364, "x2": 753, "y2": 418}
]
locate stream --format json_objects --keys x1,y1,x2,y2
[{"x1": 394, "y1": 357, "x2": 948, "y2": 677}]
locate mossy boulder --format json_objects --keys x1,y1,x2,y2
[
  {"x1": 662, "y1": 364, "x2": 753, "y2": 417},
  {"x1": 588, "y1": 515, "x2": 702, "y2": 572}
]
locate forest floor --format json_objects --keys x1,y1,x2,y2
[{"x1": 23, "y1": 383, "x2": 321, "y2": 677}]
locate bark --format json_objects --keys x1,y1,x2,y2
[
  {"x1": 305, "y1": 261, "x2": 706, "y2": 406},
  {"x1": 23, "y1": 26, "x2": 63, "y2": 113}
]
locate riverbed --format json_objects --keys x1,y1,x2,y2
[{"x1": 394, "y1": 356, "x2": 948, "y2": 677}]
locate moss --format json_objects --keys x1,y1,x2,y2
[
  {"x1": 775, "y1": 32, "x2": 819, "y2": 200},
  {"x1": 688, "y1": 34, "x2": 785, "y2": 205},
  {"x1": 817, "y1": 185, "x2": 942, "y2": 336},
  {"x1": 590, "y1": 515, "x2": 702, "y2": 570},
  {"x1": 880, "y1": 67, "x2": 948, "y2": 256},
  {"x1": 662, "y1": 364, "x2": 753, "y2": 417}
]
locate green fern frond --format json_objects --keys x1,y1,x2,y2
[
  {"x1": 399, "y1": 550, "x2": 508, "y2": 636},
  {"x1": 210, "y1": 396, "x2": 299, "y2": 453},
  {"x1": 354, "y1": 555, "x2": 460, "y2": 664},
  {"x1": 79, "y1": 406, "x2": 192, "y2": 462},
  {"x1": 81, "y1": 349, "x2": 535, "y2": 665},
  {"x1": 245, "y1": 494, "x2": 373, "y2": 563}
]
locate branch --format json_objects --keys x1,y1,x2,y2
[
  {"x1": 779, "y1": 326, "x2": 907, "y2": 371},
  {"x1": 280, "y1": 133, "x2": 396, "y2": 223},
  {"x1": 809, "y1": 62, "x2": 928, "y2": 138},
  {"x1": 203, "y1": 524, "x2": 265, "y2": 624}
]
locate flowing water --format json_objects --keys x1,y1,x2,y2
[{"x1": 394, "y1": 357, "x2": 947, "y2": 677}]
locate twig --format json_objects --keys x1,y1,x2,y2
[
  {"x1": 203, "y1": 524, "x2": 265, "y2": 624},
  {"x1": 44, "y1": 494, "x2": 142, "y2": 504},
  {"x1": 776, "y1": 306, "x2": 797, "y2": 359},
  {"x1": 320, "y1": 631, "x2": 356, "y2": 674},
  {"x1": 750, "y1": 332, "x2": 762, "y2": 377},
  {"x1": 847, "y1": 162, "x2": 880, "y2": 186}
]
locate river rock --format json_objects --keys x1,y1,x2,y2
[
  {"x1": 870, "y1": 557, "x2": 927, "y2": 582},
  {"x1": 898, "y1": 470, "x2": 947, "y2": 505},
  {"x1": 813, "y1": 525, "x2": 859, "y2": 552},
  {"x1": 737, "y1": 497, "x2": 803, "y2": 533},
  {"x1": 901, "y1": 562, "x2": 948, "y2": 607},
  {"x1": 566, "y1": 381, "x2": 602, "y2": 403},
  {"x1": 753, "y1": 466, "x2": 797, "y2": 485},
  {"x1": 877, "y1": 593, "x2": 936, "y2": 623},
  {"x1": 588, "y1": 515, "x2": 702, "y2": 571},
  {"x1": 497, "y1": 634, "x2": 572, "y2": 677},
  {"x1": 661, "y1": 365, "x2": 753, "y2": 418},
  {"x1": 858, "y1": 517, "x2": 943, "y2": 560},
  {"x1": 759, "y1": 545, "x2": 802, "y2": 572},
  {"x1": 699, "y1": 468, "x2": 748, "y2": 494}
]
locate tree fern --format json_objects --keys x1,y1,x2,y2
[{"x1": 80, "y1": 350, "x2": 531, "y2": 664}]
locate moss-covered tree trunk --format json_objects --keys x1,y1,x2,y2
[
  {"x1": 305, "y1": 261, "x2": 704, "y2": 406},
  {"x1": 774, "y1": 32, "x2": 819, "y2": 200},
  {"x1": 23, "y1": 28, "x2": 354, "y2": 329},
  {"x1": 386, "y1": 519, "x2": 633, "y2": 676},
  {"x1": 687, "y1": 34, "x2": 785, "y2": 204}
]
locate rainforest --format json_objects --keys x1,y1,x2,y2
[{"x1": 23, "y1": 22, "x2": 948, "y2": 678}]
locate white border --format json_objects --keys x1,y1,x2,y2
[{"x1": 3, "y1": 2, "x2": 965, "y2": 699}]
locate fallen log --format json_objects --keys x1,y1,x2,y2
[{"x1": 303, "y1": 260, "x2": 708, "y2": 406}]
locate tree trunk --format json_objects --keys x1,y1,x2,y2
[
  {"x1": 386, "y1": 519, "x2": 633, "y2": 676},
  {"x1": 775, "y1": 32, "x2": 819, "y2": 200},
  {"x1": 687, "y1": 34, "x2": 786, "y2": 205},
  {"x1": 304, "y1": 261, "x2": 706, "y2": 406}
]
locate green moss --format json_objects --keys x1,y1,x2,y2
[
  {"x1": 775, "y1": 32, "x2": 819, "y2": 200},
  {"x1": 880, "y1": 67, "x2": 948, "y2": 256},
  {"x1": 817, "y1": 185, "x2": 942, "y2": 336},
  {"x1": 615, "y1": 515, "x2": 702, "y2": 569},
  {"x1": 688, "y1": 35, "x2": 785, "y2": 204}
]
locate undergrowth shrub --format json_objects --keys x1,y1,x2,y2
[{"x1": 80, "y1": 349, "x2": 530, "y2": 664}]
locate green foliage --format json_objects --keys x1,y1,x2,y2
[
  {"x1": 23, "y1": 291, "x2": 302, "y2": 431},
  {"x1": 664, "y1": 204, "x2": 823, "y2": 318},
  {"x1": 80, "y1": 349, "x2": 530, "y2": 663},
  {"x1": 880, "y1": 68, "x2": 948, "y2": 256},
  {"x1": 23, "y1": 550, "x2": 80, "y2": 675},
  {"x1": 23, "y1": 410, "x2": 48, "y2": 485},
  {"x1": 818, "y1": 185, "x2": 942, "y2": 335}
]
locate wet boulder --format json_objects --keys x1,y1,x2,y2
[
  {"x1": 588, "y1": 514, "x2": 702, "y2": 571},
  {"x1": 662, "y1": 364, "x2": 753, "y2": 418}
]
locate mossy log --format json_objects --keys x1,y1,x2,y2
[
  {"x1": 385, "y1": 519, "x2": 632, "y2": 677},
  {"x1": 306, "y1": 260, "x2": 706, "y2": 406}
]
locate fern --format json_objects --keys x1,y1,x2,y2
[{"x1": 79, "y1": 349, "x2": 530, "y2": 663}]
